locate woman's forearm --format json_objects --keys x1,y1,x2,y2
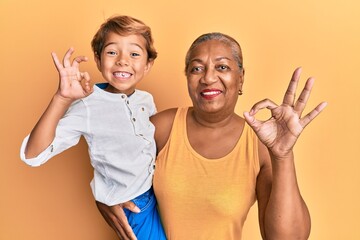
[{"x1": 264, "y1": 152, "x2": 311, "y2": 240}]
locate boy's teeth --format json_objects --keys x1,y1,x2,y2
[{"x1": 115, "y1": 72, "x2": 131, "y2": 78}]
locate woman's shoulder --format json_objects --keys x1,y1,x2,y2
[
  {"x1": 151, "y1": 108, "x2": 179, "y2": 153},
  {"x1": 151, "y1": 107, "x2": 178, "y2": 130}
]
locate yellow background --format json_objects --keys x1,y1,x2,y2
[{"x1": 1, "y1": 0, "x2": 359, "y2": 239}]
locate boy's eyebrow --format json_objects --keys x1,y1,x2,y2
[
  {"x1": 130, "y1": 43, "x2": 145, "y2": 51},
  {"x1": 103, "y1": 42, "x2": 145, "y2": 51}
]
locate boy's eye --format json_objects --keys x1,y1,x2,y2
[
  {"x1": 131, "y1": 52, "x2": 140, "y2": 57},
  {"x1": 106, "y1": 51, "x2": 117, "y2": 56}
]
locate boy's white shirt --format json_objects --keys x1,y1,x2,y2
[{"x1": 20, "y1": 84, "x2": 157, "y2": 205}]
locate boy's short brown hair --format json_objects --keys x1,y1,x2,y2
[{"x1": 91, "y1": 15, "x2": 157, "y2": 61}]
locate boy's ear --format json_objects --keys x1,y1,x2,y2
[
  {"x1": 94, "y1": 53, "x2": 101, "y2": 71},
  {"x1": 145, "y1": 59, "x2": 154, "y2": 74}
]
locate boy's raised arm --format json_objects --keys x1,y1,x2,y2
[{"x1": 24, "y1": 48, "x2": 93, "y2": 159}]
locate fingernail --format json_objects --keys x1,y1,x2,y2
[{"x1": 134, "y1": 206, "x2": 140, "y2": 213}]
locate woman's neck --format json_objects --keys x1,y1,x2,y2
[{"x1": 189, "y1": 107, "x2": 237, "y2": 129}]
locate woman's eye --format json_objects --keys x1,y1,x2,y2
[
  {"x1": 217, "y1": 65, "x2": 229, "y2": 70},
  {"x1": 190, "y1": 66, "x2": 203, "y2": 73}
]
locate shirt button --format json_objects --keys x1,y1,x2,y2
[
  {"x1": 127, "y1": 100, "x2": 129, "y2": 104},
  {"x1": 148, "y1": 160, "x2": 155, "y2": 173},
  {"x1": 132, "y1": 118, "x2": 136, "y2": 122},
  {"x1": 141, "y1": 107, "x2": 145, "y2": 111},
  {"x1": 121, "y1": 95, "x2": 125, "y2": 99}
]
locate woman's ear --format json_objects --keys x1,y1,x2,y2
[{"x1": 238, "y1": 68, "x2": 245, "y2": 91}]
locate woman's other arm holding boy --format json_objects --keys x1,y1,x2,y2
[{"x1": 25, "y1": 48, "x2": 93, "y2": 159}]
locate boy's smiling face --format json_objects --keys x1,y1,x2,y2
[{"x1": 95, "y1": 31, "x2": 153, "y2": 95}]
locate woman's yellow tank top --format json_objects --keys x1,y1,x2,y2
[{"x1": 153, "y1": 107, "x2": 260, "y2": 240}]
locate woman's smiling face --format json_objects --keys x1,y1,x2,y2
[{"x1": 186, "y1": 39, "x2": 244, "y2": 114}]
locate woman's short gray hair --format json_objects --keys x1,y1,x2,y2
[{"x1": 185, "y1": 32, "x2": 243, "y2": 73}]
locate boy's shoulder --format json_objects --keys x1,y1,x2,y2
[
  {"x1": 134, "y1": 89, "x2": 152, "y2": 96},
  {"x1": 133, "y1": 89, "x2": 155, "y2": 101}
]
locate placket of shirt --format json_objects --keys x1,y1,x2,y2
[
  {"x1": 122, "y1": 94, "x2": 156, "y2": 174},
  {"x1": 122, "y1": 94, "x2": 143, "y2": 138}
]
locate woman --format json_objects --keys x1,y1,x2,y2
[{"x1": 97, "y1": 32, "x2": 327, "y2": 239}]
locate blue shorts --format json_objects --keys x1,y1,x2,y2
[{"x1": 124, "y1": 188, "x2": 166, "y2": 240}]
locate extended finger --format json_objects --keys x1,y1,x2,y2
[
  {"x1": 108, "y1": 215, "x2": 130, "y2": 240},
  {"x1": 113, "y1": 205, "x2": 137, "y2": 239},
  {"x1": 118, "y1": 214, "x2": 137, "y2": 239},
  {"x1": 107, "y1": 205, "x2": 136, "y2": 240},
  {"x1": 98, "y1": 210, "x2": 126, "y2": 239},
  {"x1": 115, "y1": 220, "x2": 131, "y2": 240},
  {"x1": 294, "y1": 77, "x2": 314, "y2": 115},
  {"x1": 283, "y1": 67, "x2": 301, "y2": 106},
  {"x1": 51, "y1": 52, "x2": 63, "y2": 71},
  {"x1": 300, "y1": 101, "x2": 327, "y2": 128},
  {"x1": 63, "y1": 47, "x2": 74, "y2": 68},
  {"x1": 106, "y1": 215, "x2": 124, "y2": 239}
]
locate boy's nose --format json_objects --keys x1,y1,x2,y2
[
  {"x1": 116, "y1": 59, "x2": 129, "y2": 66},
  {"x1": 116, "y1": 55, "x2": 129, "y2": 66}
]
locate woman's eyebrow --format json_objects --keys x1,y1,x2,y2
[
  {"x1": 190, "y1": 58, "x2": 203, "y2": 64},
  {"x1": 190, "y1": 56, "x2": 231, "y2": 64},
  {"x1": 215, "y1": 56, "x2": 231, "y2": 61}
]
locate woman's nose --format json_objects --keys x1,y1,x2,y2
[{"x1": 201, "y1": 68, "x2": 217, "y2": 85}]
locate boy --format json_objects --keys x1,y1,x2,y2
[{"x1": 20, "y1": 15, "x2": 165, "y2": 240}]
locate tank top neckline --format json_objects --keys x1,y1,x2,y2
[{"x1": 182, "y1": 107, "x2": 249, "y2": 162}]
